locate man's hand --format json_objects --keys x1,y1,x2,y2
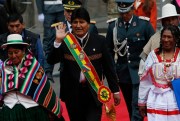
[
  {"x1": 139, "y1": 106, "x2": 147, "y2": 117},
  {"x1": 55, "y1": 23, "x2": 68, "y2": 43},
  {"x1": 113, "y1": 93, "x2": 120, "y2": 106}
]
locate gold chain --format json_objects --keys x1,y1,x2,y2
[{"x1": 82, "y1": 34, "x2": 90, "y2": 49}]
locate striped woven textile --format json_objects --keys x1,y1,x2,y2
[{"x1": 1, "y1": 52, "x2": 61, "y2": 118}]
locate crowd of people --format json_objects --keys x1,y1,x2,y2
[{"x1": 0, "y1": 0, "x2": 180, "y2": 121}]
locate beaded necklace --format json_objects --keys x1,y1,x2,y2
[
  {"x1": 162, "y1": 51, "x2": 175, "y2": 68},
  {"x1": 161, "y1": 48, "x2": 176, "y2": 82}
]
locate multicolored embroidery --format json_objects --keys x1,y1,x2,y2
[{"x1": 1, "y1": 52, "x2": 61, "y2": 118}]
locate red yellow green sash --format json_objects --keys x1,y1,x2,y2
[{"x1": 64, "y1": 33, "x2": 111, "y2": 103}]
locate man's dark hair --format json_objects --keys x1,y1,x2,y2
[
  {"x1": 71, "y1": 7, "x2": 90, "y2": 23},
  {"x1": 7, "y1": 13, "x2": 23, "y2": 24}
]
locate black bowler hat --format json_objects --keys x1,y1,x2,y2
[{"x1": 63, "y1": 0, "x2": 82, "y2": 10}]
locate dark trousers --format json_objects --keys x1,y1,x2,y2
[
  {"x1": 119, "y1": 83, "x2": 143, "y2": 121},
  {"x1": 64, "y1": 84, "x2": 102, "y2": 121}
]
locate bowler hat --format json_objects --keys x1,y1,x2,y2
[
  {"x1": 1, "y1": 34, "x2": 29, "y2": 48},
  {"x1": 63, "y1": 0, "x2": 82, "y2": 10},
  {"x1": 115, "y1": 0, "x2": 134, "y2": 13},
  {"x1": 158, "y1": 3, "x2": 180, "y2": 20}
]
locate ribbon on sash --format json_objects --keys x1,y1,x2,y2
[{"x1": 64, "y1": 33, "x2": 111, "y2": 103}]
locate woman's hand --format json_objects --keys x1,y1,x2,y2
[
  {"x1": 55, "y1": 23, "x2": 68, "y2": 43},
  {"x1": 139, "y1": 106, "x2": 147, "y2": 117}
]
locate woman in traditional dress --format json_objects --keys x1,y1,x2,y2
[
  {"x1": 0, "y1": 34, "x2": 63, "y2": 121},
  {"x1": 138, "y1": 25, "x2": 180, "y2": 121}
]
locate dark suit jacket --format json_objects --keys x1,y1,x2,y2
[{"x1": 47, "y1": 33, "x2": 119, "y2": 106}]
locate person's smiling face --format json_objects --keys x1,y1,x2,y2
[
  {"x1": 161, "y1": 29, "x2": 176, "y2": 51},
  {"x1": 71, "y1": 18, "x2": 89, "y2": 38}
]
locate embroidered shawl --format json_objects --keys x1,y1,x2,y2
[{"x1": 1, "y1": 52, "x2": 61, "y2": 118}]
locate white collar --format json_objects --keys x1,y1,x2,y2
[{"x1": 76, "y1": 33, "x2": 88, "y2": 43}]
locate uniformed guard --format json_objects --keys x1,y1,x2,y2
[{"x1": 105, "y1": 0, "x2": 155, "y2": 120}]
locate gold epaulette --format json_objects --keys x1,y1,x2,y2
[
  {"x1": 51, "y1": 22, "x2": 63, "y2": 27},
  {"x1": 139, "y1": 16, "x2": 150, "y2": 21},
  {"x1": 106, "y1": 18, "x2": 117, "y2": 23},
  {"x1": 90, "y1": 20, "x2": 96, "y2": 24}
]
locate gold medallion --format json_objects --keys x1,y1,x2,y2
[
  {"x1": 79, "y1": 52, "x2": 85, "y2": 60},
  {"x1": 70, "y1": 43, "x2": 77, "y2": 49}
]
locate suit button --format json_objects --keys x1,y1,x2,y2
[
  {"x1": 128, "y1": 53, "x2": 130, "y2": 55},
  {"x1": 127, "y1": 46, "x2": 129, "y2": 49},
  {"x1": 128, "y1": 60, "x2": 131, "y2": 63}
]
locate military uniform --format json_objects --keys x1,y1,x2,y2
[
  {"x1": 106, "y1": 14, "x2": 154, "y2": 121},
  {"x1": 106, "y1": 0, "x2": 155, "y2": 120},
  {"x1": 106, "y1": 15, "x2": 154, "y2": 84}
]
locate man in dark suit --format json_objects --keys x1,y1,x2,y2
[
  {"x1": 106, "y1": 0, "x2": 155, "y2": 121},
  {"x1": 46, "y1": 0, "x2": 98, "y2": 83},
  {"x1": 47, "y1": 7, "x2": 120, "y2": 121}
]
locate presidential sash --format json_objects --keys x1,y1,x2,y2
[
  {"x1": 1, "y1": 52, "x2": 61, "y2": 118},
  {"x1": 64, "y1": 33, "x2": 111, "y2": 103}
]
